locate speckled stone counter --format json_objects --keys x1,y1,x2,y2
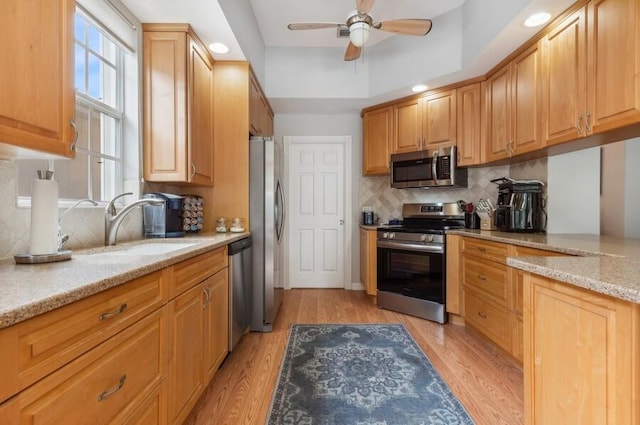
[
  {"x1": 448, "y1": 229, "x2": 640, "y2": 304},
  {"x1": 0, "y1": 232, "x2": 249, "y2": 329}
]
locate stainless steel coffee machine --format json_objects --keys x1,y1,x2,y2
[{"x1": 492, "y1": 178, "x2": 546, "y2": 232}]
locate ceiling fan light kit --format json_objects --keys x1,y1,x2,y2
[{"x1": 287, "y1": 0, "x2": 433, "y2": 62}]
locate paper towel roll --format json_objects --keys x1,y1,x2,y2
[{"x1": 30, "y1": 179, "x2": 59, "y2": 255}]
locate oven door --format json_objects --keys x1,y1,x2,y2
[{"x1": 377, "y1": 241, "x2": 445, "y2": 304}]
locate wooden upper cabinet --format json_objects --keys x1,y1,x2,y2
[
  {"x1": 0, "y1": 0, "x2": 75, "y2": 159},
  {"x1": 542, "y1": 6, "x2": 588, "y2": 146},
  {"x1": 587, "y1": 0, "x2": 640, "y2": 133},
  {"x1": 362, "y1": 106, "x2": 393, "y2": 175},
  {"x1": 423, "y1": 89, "x2": 457, "y2": 149},
  {"x1": 511, "y1": 42, "x2": 542, "y2": 156},
  {"x1": 393, "y1": 90, "x2": 457, "y2": 154},
  {"x1": 249, "y1": 72, "x2": 273, "y2": 137},
  {"x1": 486, "y1": 64, "x2": 512, "y2": 162},
  {"x1": 456, "y1": 83, "x2": 483, "y2": 166},
  {"x1": 143, "y1": 24, "x2": 214, "y2": 186},
  {"x1": 486, "y1": 42, "x2": 542, "y2": 162},
  {"x1": 393, "y1": 98, "x2": 423, "y2": 153}
]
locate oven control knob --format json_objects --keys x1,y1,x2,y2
[
  {"x1": 421, "y1": 235, "x2": 434, "y2": 243},
  {"x1": 382, "y1": 232, "x2": 389, "y2": 239},
  {"x1": 389, "y1": 233, "x2": 395, "y2": 239}
]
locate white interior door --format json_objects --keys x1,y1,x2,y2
[{"x1": 286, "y1": 137, "x2": 349, "y2": 288}]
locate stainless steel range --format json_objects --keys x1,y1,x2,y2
[{"x1": 376, "y1": 202, "x2": 465, "y2": 324}]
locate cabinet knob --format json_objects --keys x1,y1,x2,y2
[
  {"x1": 190, "y1": 162, "x2": 196, "y2": 179},
  {"x1": 478, "y1": 311, "x2": 487, "y2": 319}
]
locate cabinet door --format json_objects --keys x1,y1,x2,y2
[
  {"x1": 188, "y1": 36, "x2": 215, "y2": 186},
  {"x1": 359, "y1": 228, "x2": 377, "y2": 296},
  {"x1": 423, "y1": 89, "x2": 457, "y2": 149},
  {"x1": 168, "y1": 284, "x2": 205, "y2": 425},
  {"x1": 587, "y1": 0, "x2": 640, "y2": 133},
  {"x1": 0, "y1": 309, "x2": 167, "y2": 425},
  {"x1": 0, "y1": 0, "x2": 75, "y2": 158},
  {"x1": 524, "y1": 274, "x2": 640, "y2": 425},
  {"x1": 393, "y1": 98, "x2": 423, "y2": 153},
  {"x1": 485, "y1": 64, "x2": 512, "y2": 162},
  {"x1": 542, "y1": 6, "x2": 587, "y2": 146},
  {"x1": 511, "y1": 42, "x2": 542, "y2": 156},
  {"x1": 362, "y1": 106, "x2": 393, "y2": 175},
  {"x1": 143, "y1": 30, "x2": 188, "y2": 182},
  {"x1": 456, "y1": 83, "x2": 483, "y2": 166},
  {"x1": 203, "y1": 268, "x2": 229, "y2": 382}
]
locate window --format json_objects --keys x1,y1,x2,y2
[{"x1": 17, "y1": 8, "x2": 132, "y2": 203}]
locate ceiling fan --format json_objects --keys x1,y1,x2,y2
[{"x1": 287, "y1": 0, "x2": 433, "y2": 61}]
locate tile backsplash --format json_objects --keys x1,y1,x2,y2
[
  {"x1": 0, "y1": 156, "x2": 548, "y2": 259},
  {"x1": 0, "y1": 159, "x2": 142, "y2": 260},
  {"x1": 359, "y1": 158, "x2": 548, "y2": 223}
]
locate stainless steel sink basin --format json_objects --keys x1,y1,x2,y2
[{"x1": 89, "y1": 242, "x2": 200, "y2": 256}]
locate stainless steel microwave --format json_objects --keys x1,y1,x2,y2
[{"x1": 390, "y1": 146, "x2": 467, "y2": 189}]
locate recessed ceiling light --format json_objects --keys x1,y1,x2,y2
[
  {"x1": 524, "y1": 12, "x2": 551, "y2": 28},
  {"x1": 412, "y1": 84, "x2": 428, "y2": 93},
  {"x1": 209, "y1": 42, "x2": 229, "y2": 54}
]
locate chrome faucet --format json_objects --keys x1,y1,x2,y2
[
  {"x1": 105, "y1": 192, "x2": 164, "y2": 246},
  {"x1": 58, "y1": 198, "x2": 99, "y2": 250}
]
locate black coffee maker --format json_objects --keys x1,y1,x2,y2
[{"x1": 492, "y1": 177, "x2": 545, "y2": 232}]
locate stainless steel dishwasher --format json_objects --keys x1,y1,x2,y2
[{"x1": 228, "y1": 236, "x2": 252, "y2": 351}]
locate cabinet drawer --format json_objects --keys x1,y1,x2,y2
[
  {"x1": 462, "y1": 256, "x2": 510, "y2": 306},
  {"x1": 0, "y1": 308, "x2": 167, "y2": 425},
  {"x1": 0, "y1": 270, "x2": 166, "y2": 403},
  {"x1": 462, "y1": 238, "x2": 509, "y2": 264},
  {"x1": 172, "y1": 247, "x2": 228, "y2": 297},
  {"x1": 463, "y1": 289, "x2": 511, "y2": 352}
]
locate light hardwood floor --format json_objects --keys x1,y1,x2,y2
[{"x1": 184, "y1": 289, "x2": 523, "y2": 425}]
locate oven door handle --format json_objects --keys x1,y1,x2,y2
[{"x1": 377, "y1": 240, "x2": 444, "y2": 254}]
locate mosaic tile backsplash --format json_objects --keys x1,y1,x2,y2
[{"x1": 359, "y1": 158, "x2": 547, "y2": 223}]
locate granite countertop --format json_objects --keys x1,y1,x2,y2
[
  {"x1": 0, "y1": 232, "x2": 249, "y2": 329},
  {"x1": 448, "y1": 229, "x2": 640, "y2": 304}
]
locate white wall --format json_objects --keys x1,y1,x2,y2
[
  {"x1": 624, "y1": 138, "x2": 640, "y2": 237},
  {"x1": 600, "y1": 142, "x2": 625, "y2": 236},
  {"x1": 547, "y1": 147, "x2": 601, "y2": 234},
  {"x1": 275, "y1": 114, "x2": 362, "y2": 286}
]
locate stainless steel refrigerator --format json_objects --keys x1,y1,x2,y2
[{"x1": 249, "y1": 136, "x2": 285, "y2": 332}]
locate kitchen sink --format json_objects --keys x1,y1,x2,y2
[{"x1": 89, "y1": 242, "x2": 200, "y2": 256}]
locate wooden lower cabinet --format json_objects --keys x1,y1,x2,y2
[
  {"x1": 0, "y1": 309, "x2": 168, "y2": 424},
  {"x1": 0, "y1": 246, "x2": 231, "y2": 425},
  {"x1": 168, "y1": 284, "x2": 205, "y2": 425},
  {"x1": 524, "y1": 273, "x2": 640, "y2": 425},
  {"x1": 359, "y1": 228, "x2": 377, "y2": 296},
  {"x1": 456, "y1": 236, "x2": 569, "y2": 363},
  {"x1": 203, "y1": 268, "x2": 229, "y2": 382}
]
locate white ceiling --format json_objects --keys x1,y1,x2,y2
[
  {"x1": 119, "y1": 0, "x2": 576, "y2": 114},
  {"x1": 250, "y1": 0, "x2": 466, "y2": 48}
]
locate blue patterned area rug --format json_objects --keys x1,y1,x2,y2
[{"x1": 267, "y1": 324, "x2": 474, "y2": 425}]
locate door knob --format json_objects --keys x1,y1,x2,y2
[{"x1": 339, "y1": 219, "x2": 344, "y2": 225}]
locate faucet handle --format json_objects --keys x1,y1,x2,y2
[{"x1": 106, "y1": 192, "x2": 133, "y2": 216}]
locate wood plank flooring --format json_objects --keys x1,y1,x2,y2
[{"x1": 183, "y1": 289, "x2": 523, "y2": 425}]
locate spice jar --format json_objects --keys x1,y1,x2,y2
[{"x1": 216, "y1": 217, "x2": 228, "y2": 233}]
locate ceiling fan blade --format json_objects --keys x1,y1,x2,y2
[
  {"x1": 356, "y1": 0, "x2": 375, "y2": 15},
  {"x1": 374, "y1": 19, "x2": 433, "y2": 36},
  {"x1": 344, "y1": 42, "x2": 362, "y2": 61},
  {"x1": 287, "y1": 22, "x2": 342, "y2": 31}
]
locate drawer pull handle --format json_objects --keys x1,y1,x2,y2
[
  {"x1": 477, "y1": 247, "x2": 486, "y2": 252},
  {"x1": 99, "y1": 303, "x2": 128, "y2": 321},
  {"x1": 477, "y1": 274, "x2": 487, "y2": 281},
  {"x1": 98, "y1": 374, "x2": 126, "y2": 401},
  {"x1": 478, "y1": 312, "x2": 487, "y2": 319}
]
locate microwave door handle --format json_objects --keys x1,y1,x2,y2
[{"x1": 432, "y1": 151, "x2": 439, "y2": 185}]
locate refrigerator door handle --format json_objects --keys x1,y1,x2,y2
[{"x1": 275, "y1": 179, "x2": 286, "y2": 242}]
